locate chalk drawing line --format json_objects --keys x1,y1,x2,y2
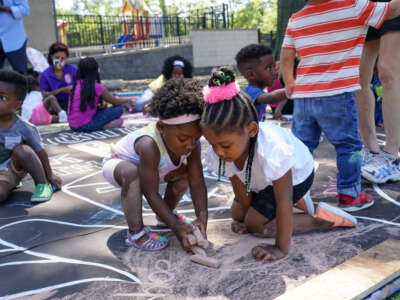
[{"x1": 0, "y1": 218, "x2": 140, "y2": 299}]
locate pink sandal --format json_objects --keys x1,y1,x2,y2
[
  {"x1": 156, "y1": 211, "x2": 192, "y2": 227},
  {"x1": 125, "y1": 227, "x2": 168, "y2": 251}
]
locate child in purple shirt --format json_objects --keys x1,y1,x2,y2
[
  {"x1": 40, "y1": 43, "x2": 77, "y2": 111},
  {"x1": 68, "y1": 57, "x2": 135, "y2": 132}
]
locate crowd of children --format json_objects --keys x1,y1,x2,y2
[{"x1": 1, "y1": 0, "x2": 400, "y2": 263}]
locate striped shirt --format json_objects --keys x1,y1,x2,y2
[{"x1": 282, "y1": 0, "x2": 389, "y2": 98}]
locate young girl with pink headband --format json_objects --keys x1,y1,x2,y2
[
  {"x1": 201, "y1": 67, "x2": 358, "y2": 262},
  {"x1": 102, "y1": 78, "x2": 208, "y2": 251}
]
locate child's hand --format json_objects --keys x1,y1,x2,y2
[
  {"x1": 173, "y1": 221, "x2": 194, "y2": 251},
  {"x1": 62, "y1": 86, "x2": 73, "y2": 94},
  {"x1": 48, "y1": 173, "x2": 62, "y2": 188},
  {"x1": 192, "y1": 216, "x2": 207, "y2": 239},
  {"x1": 273, "y1": 112, "x2": 289, "y2": 121},
  {"x1": 251, "y1": 244, "x2": 286, "y2": 262}
]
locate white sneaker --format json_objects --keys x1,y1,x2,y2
[
  {"x1": 58, "y1": 110, "x2": 68, "y2": 123},
  {"x1": 361, "y1": 151, "x2": 400, "y2": 183},
  {"x1": 360, "y1": 147, "x2": 378, "y2": 167}
]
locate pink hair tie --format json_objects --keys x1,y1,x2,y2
[{"x1": 203, "y1": 81, "x2": 240, "y2": 104}]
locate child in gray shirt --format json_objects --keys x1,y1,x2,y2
[{"x1": 0, "y1": 70, "x2": 61, "y2": 202}]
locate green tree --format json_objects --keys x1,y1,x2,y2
[{"x1": 232, "y1": 0, "x2": 277, "y2": 33}]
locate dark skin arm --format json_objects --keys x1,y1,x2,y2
[
  {"x1": 252, "y1": 170, "x2": 293, "y2": 262},
  {"x1": 101, "y1": 90, "x2": 135, "y2": 108},
  {"x1": 136, "y1": 137, "x2": 193, "y2": 251},
  {"x1": 41, "y1": 86, "x2": 72, "y2": 98},
  {"x1": 230, "y1": 174, "x2": 252, "y2": 213},
  {"x1": 255, "y1": 88, "x2": 287, "y2": 105},
  {"x1": 36, "y1": 150, "x2": 62, "y2": 188},
  {"x1": 186, "y1": 141, "x2": 208, "y2": 237}
]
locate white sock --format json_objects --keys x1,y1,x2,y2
[{"x1": 58, "y1": 110, "x2": 68, "y2": 123}]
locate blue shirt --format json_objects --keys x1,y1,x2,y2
[
  {"x1": 243, "y1": 84, "x2": 266, "y2": 121},
  {"x1": 0, "y1": 0, "x2": 29, "y2": 53},
  {"x1": 40, "y1": 64, "x2": 77, "y2": 104}
]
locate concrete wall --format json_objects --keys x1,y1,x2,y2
[
  {"x1": 190, "y1": 30, "x2": 258, "y2": 68},
  {"x1": 69, "y1": 44, "x2": 194, "y2": 80},
  {"x1": 24, "y1": 0, "x2": 57, "y2": 51}
]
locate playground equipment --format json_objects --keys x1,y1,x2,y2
[{"x1": 114, "y1": 0, "x2": 163, "y2": 49}]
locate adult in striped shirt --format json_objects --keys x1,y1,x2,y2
[
  {"x1": 280, "y1": 0, "x2": 400, "y2": 212},
  {"x1": 356, "y1": 0, "x2": 400, "y2": 185}
]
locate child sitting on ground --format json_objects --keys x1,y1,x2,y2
[
  {"x1": 102, "y1": 78, "x2": 208, "y2": 251},
  {"x1": 135, "y1": 55, "x2": 194, "y2": 113},
  {"x1": 68, "y1": 57, "x2": 135, "y2": 132},
  {"x1": 235, "y1": 44, "x2": 287, "y2": 121},
  {"x1": 21, "y1": 76, "x2": 68, "y2": 125},
  {"x1": 0, "y1": 70, "x2": 62, "y2": 202},
  {"x1": 202, "y1": 68, "x2": 356, "y2": 262}
]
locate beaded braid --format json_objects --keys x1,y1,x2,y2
[{"x1": 202, "y1": 67, "x2": 258, "y2": 193}]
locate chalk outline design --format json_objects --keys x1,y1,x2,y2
[{"x1": 0, "y1": 218, "x2": 140, "y2": 299}]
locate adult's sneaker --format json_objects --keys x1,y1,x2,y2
[
  {"x1": 361, "y1": 151, "x2": 400, "y2": 183},
  {"x1": 360, "y1": 147, "x2": 378, "y2": 167},
  {"x1": 314, "y1": 202, "x2": 357, "y2": 227},
  {"x1": 337, "y1": 192, "x2": 374, "y2": 212},
  {"x1": 31, "y1": 183, "x2": 53, "y2": 202}
]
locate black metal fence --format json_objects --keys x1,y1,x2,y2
[
  {"x1": 58, "y1": 4, "x2": 230, "y2": 48},
  {"x1": 258, "y1": 31, "x2": 277, "y2": 51}
]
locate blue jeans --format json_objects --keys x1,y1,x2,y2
[
  {"x1": 75, "y1": 106, "x2": 123, "y2": 132},
  {"x1": 292, "y1": 92, "x2": 362, "y2": 198},
  {"x1": 0, "y1": 40, "x2": 27, "y2": 74}
]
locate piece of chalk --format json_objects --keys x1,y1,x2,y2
[
  {"x1": 190, "y1": 254, "x2": 220, "y2": 268},
  {"x1": 193, "y1": 226, "x2": 209, "y2": 248},
  {"x1": 191, "y1": 246, "x2": 206, "y2": 257},
  {"x1": 187, "y1": 234, "x2": 197, "y2": 246}
]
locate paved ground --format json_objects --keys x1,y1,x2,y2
[{"x1": 0, "y1": 114, "x2": 399, "y2": 300}]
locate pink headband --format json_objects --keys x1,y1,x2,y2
[
  {"x1": 160, "y1": 114, "x2": 200, "y2": 125},
  {"x1": 202, "y1": 81, "x2": 240, "y2": 104}
]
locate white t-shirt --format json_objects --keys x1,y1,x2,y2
[
  {"x1": 21, "y1": 91, "x2": 43, "y2": 122},
  {"x1": 206, "y1": 122, "x2": 314, "y2": 192}
]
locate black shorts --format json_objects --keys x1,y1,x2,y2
[
  {"x1": 366, "y1": 15, "x2": 400, "y2": 41},
  {"x1": 245, "y1": 171, "x2": 314, "y2": 221}
]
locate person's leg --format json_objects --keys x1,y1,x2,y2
[
  {"x1": 163, "y1": 165, "x2": 189, "y2": 211},
  {"x1": 316, "y1": 93, "x2": 373, "y2": 210},
  {"x1": 0, "y1": 181, "x2": 14, "y2": 203},
  {"x1": 231, "y1": 198, "x2": 250, "y2": 234},
  {"x1": 43, "y1": 95, "x2": 62, "y2": 114},
  {"x1": 11, "y1": 145, "x2": 46, "y2": 185},
  {"x1": 77, "y1": 106, "x2": 123, "y2": 132},
  {"x1": 0, "y1": 42, "x2": 6, "y2": 70},
  {"x1": 292, "y1": 98, "x2": 321, "y2": 154},
  {"x1": 354, "y1": 39, "x2": 380, "y2": 153},
  {"x1": 111, "y1": 159, "x2": 167, "y2": 250},
  {"x1": 6, "y1": 41, "x2": 28, "y2": 74},
  {"x1": 378, "y1": 31, "x2": 400, "y2": 157}
]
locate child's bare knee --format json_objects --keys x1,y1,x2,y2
[
  {"x1": 231, "y1": 201, "x2": 245, "y2": 222},
  {"x1": 12, "y1": 144, "x2": 34, "y2": 158}
]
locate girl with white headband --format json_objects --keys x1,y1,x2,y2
[
  {"x1": 102, "y1": 78, "x2": 207, "y2": 251},
  {"x1": 202, "y1": 67, "x2": 358, "y2": 262}
]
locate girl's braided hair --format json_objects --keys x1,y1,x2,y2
[{"x1": 201, "y1": 67, "x2": 258, "y2": 193}]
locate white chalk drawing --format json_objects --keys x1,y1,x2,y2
[
  {"x1": 0, "y1": 219, "x2": 140, "y2": 299},
  {"x1": 42, "y1": 127, "x2": 138, "y2": 147},
  {"x1": 1, "y1": 129, "x2": 400, "y2": 298}
]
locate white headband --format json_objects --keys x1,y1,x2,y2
[
  {"x1": 173, "y1": 60, "x2": 185, "y2": 68},
  {"x1": 160, "y1": 114, "x2": 200, "y2": 125}
]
